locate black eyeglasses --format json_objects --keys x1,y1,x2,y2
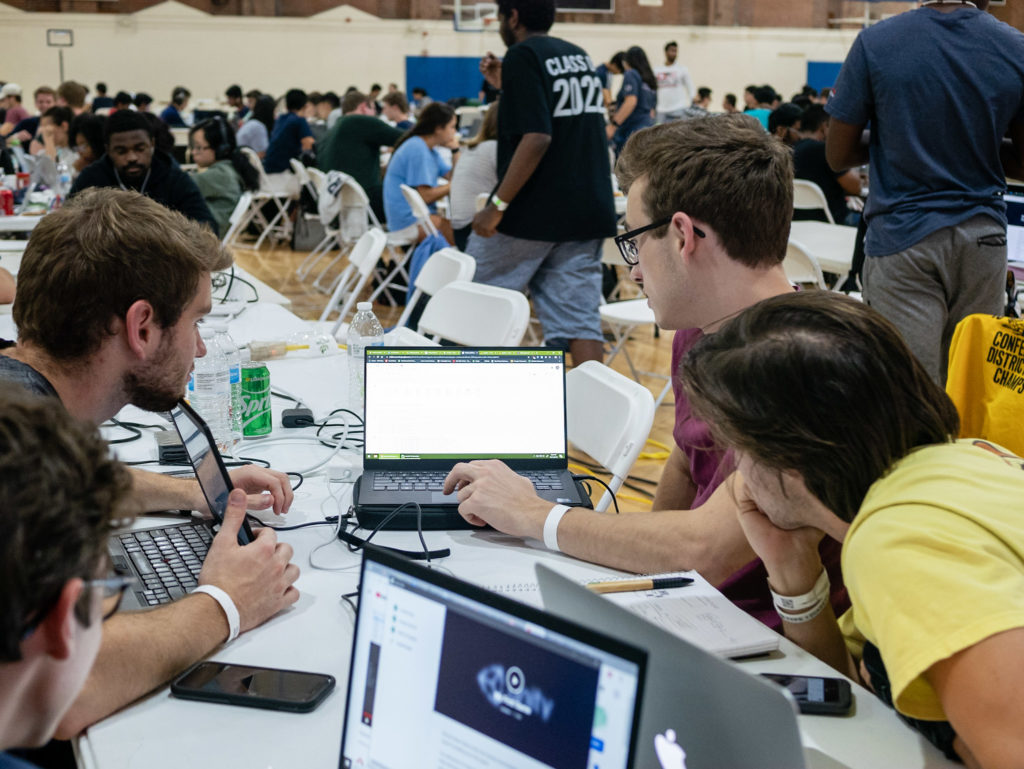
[
  {"x1": 89, "y1": 575, "x2": 137, "y2": 622},
  {"x1": 614, "y1": 215, "x2": 706, "y2": 266}
]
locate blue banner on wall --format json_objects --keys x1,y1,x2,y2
[
  {"x1": 806, "y1": 61, "x2": 843, "y2": 92},
  {"x1": 405, "y1": 56, "x2": 483, "y2": 104}
]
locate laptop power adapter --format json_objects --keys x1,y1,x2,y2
[{"x1": 155, "y1": 430, "x2": 189, "y2": 464}]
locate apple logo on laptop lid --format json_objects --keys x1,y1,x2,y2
[{"x1": 655, "y1": 728, "x2": 688, "y2": 769}]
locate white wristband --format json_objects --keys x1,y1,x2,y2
[
  {"x1": 775, "y1": 598, "x2": 828, "y2": 624},
  {"x1": 193, "y1": 585, "x2": 240, "y2": 643},
  {"x1": 543, "y1": 504, "x2": 571, "y2": 552},
  {"x1": 769, "y1": 568, "x2": 830, "y2": 613}
]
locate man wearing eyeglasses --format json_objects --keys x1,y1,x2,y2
[
  {"x1": 0, "y1": 389, "x2": 134, "y2": 768},
  {"x1": 446, "y1": 114, "x2": 848, "y2": 627},
  {"x1": 0, "y1": 189, "x2": 299, "y2": 743}
]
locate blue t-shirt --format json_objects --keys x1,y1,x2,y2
[
  {"x1": 616, "y1": 69, "x2": 656, "y2": 135},
  {"x1": 382, "y1": 136, "x2": 451, "y2": 231},
  {"x1": 595, "y1": 63, "x2": 611, "y2": 90},
  {"x1": 745, "y1": 108, "x2": 771, "y2": 131},
  {"x1": 827, "y1": 7, "x2": 1024, "y2": 257},
  {"x1": 159, "y1": 105, "x2": 186, "y2": 128},
  {"x1": 262, "y1": 112, "x2": 314, "y2": 174},
  {"x1": 0, "y1": 752, "x2": 43, "y2": 769}
]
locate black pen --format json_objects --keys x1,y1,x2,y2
[{"x1": 587, "y1": 576, "x2": 695, "y2": 594}]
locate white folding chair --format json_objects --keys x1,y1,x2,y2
[
  {"x1": 793, "y1": 179, "x2": 834, "y2": 224},
  {"x1": 400, "y1": 184, "x2": 440, "y2": 238},
  {"x1": 289, "y1": 158, "x2": 319, "y2": 202},
  {"x1": 220, "y1": 191, "x2": 254, "y2": 246},
  {"x1": 599, "y1": 298, "x2": 672, "y2": 407},
  {"x1": 319, "y1": 228, "x2": 389, "y2": 337},
  {"x1": 417, "y1": 280, "x2": 530, "y2": 346},
  {"x1": 784, "y1": 239, "x2": 828, "y2": 290},
  {"x1": 395, "y1": 247, "x2": 476, "y2": 328},
  {"x1": 566, "y1": 361, "x2": 655, "y2": 512},
  {"x1": 237, "y1": 147, "x2": 295, "y2": 250}
]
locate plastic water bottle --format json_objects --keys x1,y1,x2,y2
[
  {"x1": 54, "y1": 160, "x2": 71, "y2": 208},
  {"x1": 347, "y1": 302, "x2": 385, "y2": 415},
  {"x1": 188, "y1": 327, "x2": 232, "y2": 452},
  {"x1": 209, "y1": 324, "x2": 243, "y2": 442}
]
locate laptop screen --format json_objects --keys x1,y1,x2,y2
[
  {"x1": 1006, "y1": 184, "x2": 1024, "y2": 264},
  {"x1": 168, "y1": 399, "x2": 252, "y2": 544},
  {"x1": 340, "y1": 549, "x2": 645, "y2": 769},
  {"x1": 363, "y1": 348, "x2": 568, "y2": 466}
]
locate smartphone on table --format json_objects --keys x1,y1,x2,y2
[
  {"x1": 171, "y1": 661, "x2": 336, "y2": 713},
  {"x1": 760, "y1": 673, "x2": 853, "y2": 716}
]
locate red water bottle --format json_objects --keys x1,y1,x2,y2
[{"x1": 0, "y1": 188, "x2": 14, "y2": 216}]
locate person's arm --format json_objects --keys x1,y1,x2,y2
[
  {"x1": 0, "y1": 267, "x2": 15, "y2": 304},
  {"x1": 125, "y1": 464, "x2": 294, "y2": 516},
  {"x1": 480, "y1": 52, "x2": 502, "y2": 90},
  {"x1": 651, "y1": 444, "x2": 698, "y2": 510},
  {"x1": 416, "y1": 183, "x2": 451, "y2": 205},
  {"x1": 300, "y1": 136, "x2": 315, "y2": 152},
  {"x1": 1000, "y1": 120, "x2": 1024, "y2": 182},
  {"x1": 471, "y1": 133, "x2": 551, "y2": 237},
  {"x1": 607, "y1": 95, "x2": 638, "y2": 139},
  {"x1": 55, "y1": 490, "x2": 299, "y2": 736},
  {"x1": 825, "y1": 118, "x2": 869, "y2": 172},
  {"x1": 927, "y1": 627, "x2": 1024, "y2": 769},
  {"x1": 443, "y1": 460, "x2": 757, "y2": 582},
  {"x1": 731, "y1": 473, "x2": 859, "y2": 678},
  {"x1": 836, "y1": 167, "x2": 862, "y2": 196}
]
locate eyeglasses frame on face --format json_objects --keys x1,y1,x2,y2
[
  {"x1": 614, "y1": 214, "x2": 707, "y2": 266},
  {"x1": 20, "y1": 574, "x2": 138, "y2": 641}
]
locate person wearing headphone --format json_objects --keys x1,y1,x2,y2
[
  {"x1": 159, "y1": 86, "x2": 191, "y2": 128},
  {"x1": 188, "y1": 117, "x2": 260, "y2": 237}
]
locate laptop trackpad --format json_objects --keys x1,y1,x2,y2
[{"x1": 431, "y1": 490, "x2": 459, "y2": 504}]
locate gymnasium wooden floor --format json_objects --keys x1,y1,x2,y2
[{"x1": 232, "y1": 244, "x2": 676, "y2": 512}]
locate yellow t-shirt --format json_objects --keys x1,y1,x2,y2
[
  {"x1": 840, "y1": 440, "x2": 1024, "y2": 721},
  {"x1": 946, "y1": 314, "x2": 1024, "y2": 457}
]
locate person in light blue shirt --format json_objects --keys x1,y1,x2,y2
[
  {"x1": 826, "y1": 0, "x2": 1024, "y2": 385},
  {"x1": 382, "y1": 102, "x2": 457, "y2": 240}
]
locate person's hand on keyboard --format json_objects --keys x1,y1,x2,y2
[
  {"x1": 443, "y1": 460, "x2": 553, "y2": 540},
  {"x1": 226, "y1": 465, "x2": 295, "y2": 516},
  {"x1": 198, "y1": 489, "x2": 301, "y2": 637}
]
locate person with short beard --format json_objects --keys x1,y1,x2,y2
[
  {"x1": 70, "y1": 109, "x2": 217, "y2": 233},
  {"x1": 0, "y1": 188, "x2": 300, "y2": 738}
]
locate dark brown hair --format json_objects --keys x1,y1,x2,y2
[
  {"x1": 615, "y1": 114, "x2": 793, "y2": 269},
  {"x1": 0, "y1": 388, "x2": 132, "y2": 660},
  {"x1": 14, "y1": 188, "x2": 230, "y2": 361},
  {"x1": 680, "y1": 292, "x2": 960, "y2": 522}
]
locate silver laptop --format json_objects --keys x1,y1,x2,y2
[
  {"x1": 340, "y1": 547, "x2": 646, "y2": 768},
  {"x1": 355, "y1": 347, "x2": 586, "y2": 519},
  {"x1": 537, "y1": 565, "x2": 808, "y2": 769},
  {"x1": 1005, "y1": 183, "x2": 1024, "y2": 265}
]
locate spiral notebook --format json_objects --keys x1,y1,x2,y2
[{"x1": 486, "y1": 570, "x2": 779, "y2": 659}]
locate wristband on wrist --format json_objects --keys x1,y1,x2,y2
[
  {"x1": 768, "y1": 568, "x2": 830, "y2": 612},
  {"x1": 610, "y1": 119, "x2": 620, "y2": 127},
  {"x1": 193, "y1": 584, "x2": 240, "y2": 643},
  {"x1": 775, "y1": 598, "x2": 828, "y2": 624},
  {"x1": 490, "y1": 194, "x2": 509, "y2": 212},
  {"x1": 543, "y1": 504, "x2": 571, "y2": 552}
]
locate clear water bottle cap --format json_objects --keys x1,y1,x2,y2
[
  {"x1": 198, "y1": 326, "x2": 216, "y2": 338},
  {"x1": 356, "y1": 302, "x2": 373, "y2": 311}
]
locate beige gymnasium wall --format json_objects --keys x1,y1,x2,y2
[{"x1": 0, "y1": 0, "x2": 860, "y2": 112}]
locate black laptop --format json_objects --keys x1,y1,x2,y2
[
  {"x1": 353, "y1": 347, "x2": 589, "y2": 529},
  {"x1": 109, "y1": 399, "x2": 253, "y2": 610}
]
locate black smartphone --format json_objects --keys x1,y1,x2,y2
[
  {"x1": 171, "y1": 661, "x2": 336, "y2": 713},
  {"x1": 760, "y1": 673, "x2": 853, "y2": 716}
]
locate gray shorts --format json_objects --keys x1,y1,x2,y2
[
  {"x1": 863, "y1": 213, "x2": 1007, "y2": 385},
  {"x1": 465, "y1": 231, "x2": 604, "y2": 343}
]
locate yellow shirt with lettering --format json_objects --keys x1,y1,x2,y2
[
  {"x1": 839, "y1": 440, "x2": 1024, "y2": 721},
  {"x1": 946, "y1": 314, "x2": 1024, "y2": 456}
]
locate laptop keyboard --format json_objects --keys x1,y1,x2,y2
[
  {"x1": 113, "y1": 525, "x2": 213, "y2": 606},
  {"x1": 372, "y1": 470, "x2": 566, "y2": 492}
]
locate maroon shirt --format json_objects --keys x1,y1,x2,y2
[{"x1": 670, "y1": 328, "x2": 848, "y2": 631}]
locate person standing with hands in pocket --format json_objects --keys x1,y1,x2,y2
[{"x1": 468, "y1": 0, "x2": 616, "y2": 366}]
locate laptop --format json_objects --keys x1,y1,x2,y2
[
  {"x1": 537, "y1": 565, "x2": 808, "y2": 769},
  {"x1": 339, "y1": 547, "x2": 647, "y2": 769},
  {"x1": 354, "y1": 347, "x2": 588, "y2": 529},
  {"x1": 109, "y1": 399, "x2": 254, "y2": 610},
  {"x1": 1005, "y1": 183, "x2": 1024, "y2": 266}
]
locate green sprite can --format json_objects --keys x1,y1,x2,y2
[{"x1": 240, "y1": 362, "x2": 272, "y2": 437}]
